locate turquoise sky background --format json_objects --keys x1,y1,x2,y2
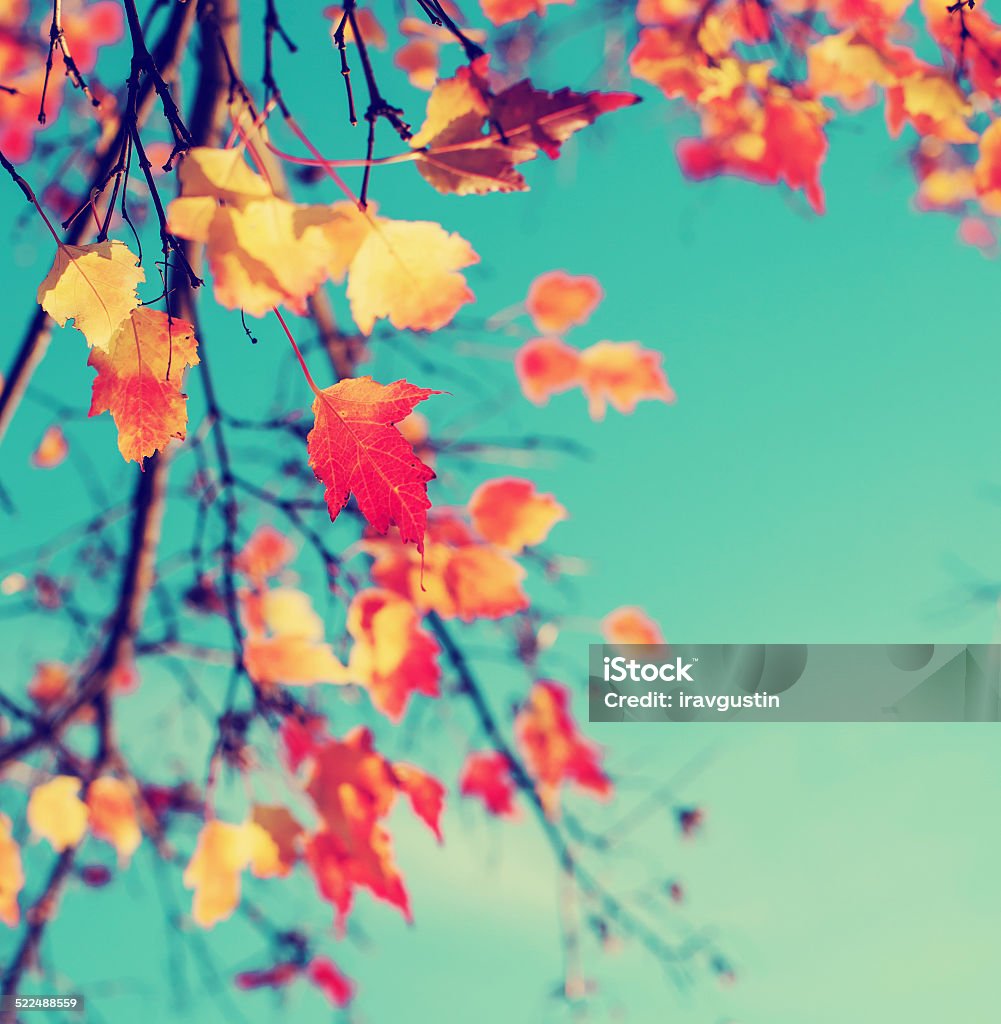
[{"x1": 2, "y1": 1, "x2": 1001, "y2": 1022}]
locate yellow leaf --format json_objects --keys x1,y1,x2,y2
[
  {"x1": 0, "y1": 813, "x2": 24, "y2": 927},
  {"x1": 341, "y1": 216, "x2": 478, "y2": 335},
  {"x1": 242, "y1": 587, "x2": 348, "y2": 687},
  {"x1": 183, "y1": 818, "x2": 284, "y2": 926},
  {"x1": 37, "y1": 240, "x2": 144, "y2": 352},
  {"x1": 177, "y1": 146, "x2": 273, "y2": 205},
  {"x1": 27, "y1": 775, "x2": 88, "y2": 851}
]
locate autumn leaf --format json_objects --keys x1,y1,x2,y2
[
  {"x1": 306, "y1": 827, "x2": 410, "y2": 933},
  {"x1": 468, "y1": 477, "x2": 567, "y2": 553},
  {"x1": 27, "y1": 775, "x2": 89, "y2": 851},
  {"x1": 307, "y1": 376, "x2": 439, "y2": 551},
  {"x1": 0, "y1": 814, "x2": 24, "y2": 927},
  {"x1": 323, "y1": 202, "x2": 479, "y2": 334},
  {"x1": 480, "y1": 0, "x2": 573, "y2": 26},
  {"x1": 60, "y1": 1, "x2": 124, "y2": 73},
  {"x1": 183, "y1": 819, "x2": 281, "y2": 927},
  {"x1": 166, "y1": 147, "x2": 345, "y2": 317},
  {"x1": 394, "y1": 763, "x2": 445, "y2": 842},
  {"x1": 806, "y1": 31, "x2": 898, "y2": 108},
  {"x1": 525, "y1": 271, "x2": 603, "y2": 334},
  {"x1": 516, "y1": 681, "x2": 612, "y2": 816},
  {"x1": 516, "y1": 337, "x2": 674, "y2": 418},
  {"x1": 234, "y1": 525, "x2": 297, "y2": 584},
  {"x1": 460, "y1": 751, "x2": 519, "y2": 818},
  {"x1": 410, "y1": 60, "x2": 640, "y2": 195},
  {"x1": 243, "y1": 587, "x2": 348, "y2": 687},
  {"x1": 88, "y1": 308, "x2": 199, "y2": 465},
  {"x1": 678, "y1": 92, "x2": 831, "y2": 214},
  {"x1": 301, "y1": 728, "x2": 439, "y2": 929},
  {"x1": 27, "y1": 662, "x2": 71, "y2": 706},
  {"x1": 86, "y1": 777, "x2": 142, "y2": 863},
  {"x1": 365, "y1": 514, "x2": 529, "y2": 621},
  {"x1": 167, "y1": 191, "x2": 337, "y2": 318},
  {"x1": 0, "y1": 66, "x2": 62, "y2": 163},
  {"x1": 37, "y1": 240, "x2": 144, "y2": 352},
  {"x1": 515, "y1": 337, "x2": 582, "y2": 405},
  {"x1": 31, "y1": 425, "x2": 68, "y2": 469},
  {"x1": 578, "y1": 341, "x2": 676, "y2": 419},
  {"x1": 250, "y1": 805, "x2": 304, "y2": 877},
  {"x1": 395, "y1": 38, "x2": 440, "y2": 90},
  {"x1": 345, "y1": 588, "x2": 441, "y2": 721},
  {"x1": 885, "y1": 72, "x2": 976, "y2": 144},
  {"x1": 602, "y1": 606, "x2": 665, "y2": 646}
]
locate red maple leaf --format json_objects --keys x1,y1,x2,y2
[{"x1": 306, "y1": 376, "x2": 440, "y2": 552}]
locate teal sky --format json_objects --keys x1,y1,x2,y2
[{"x1": 2, "y1": 3, "x2": 1001, "y2": 1023}]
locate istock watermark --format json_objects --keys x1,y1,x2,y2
[{"x1": 588, "y1": 644, "x2": 1001, "y2": 723}]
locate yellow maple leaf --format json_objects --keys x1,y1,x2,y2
[
  {"x1": 183, "y1": 819, "x2": 278, "y2": 927},
  {"x1": 243, "y1": 587, "x2": 348, "y2": 687},
  {"x1": 27, "y1": 775, "x2": 89, "y2": 851},
  {"x1": 323, "y1": 202, "x2": 478, "y2": 334},
  {"x1": 0, "y1": 813, "x2": 24, "y2": 927},
  {"x1": 37, "y1": 240, "x2": 145, "y2": 353}
]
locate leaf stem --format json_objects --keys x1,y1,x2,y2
[{"x1": 274, "y1": 308, "x2": 322, "y2": 397}]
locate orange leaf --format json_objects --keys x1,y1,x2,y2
[
  {"x1": 516, "y1": 338, "x2": 674, "y2": 418},
  {"x1": 516, "y1": 681, "x2": 612, "y2": 816},
  {"x1": 480, "y1": 0, "x2": 573, "y2": 25},
  {"x1": 86, "y1": 777, "x2": 141, "y2": 862},
  {"x1": 234, "y1": 525, "x2": 296, "y2": 584},
  {"x1": 0, "y1": 813, "x2": 24, "y2": 927},
  {"x1": 468, "y1": 477, "x2": 567, "y2": 553},
  {"x1": 87, "y1": 308, "x2": 199, "y2": 465},
  {"x1": 345, "y1": 588, "x2": 441, "y2": 721},
  {"x1": 366, "y1": 514, "x2": 529, "y2": 621},
  {"x1": 395, "y1": 38, "x2": 439, "y2": 90},
  {"x1": 307, "y1": 376, "x2": 439, "y2": 552},
  {"x1": 525, "y1": 271, "x2": 603, "y2": 334},
  {"x1": 27, "y1": 775, "x2": 88, "y2": 851},
  {"x1": 602, "y1": 606, "x2": 665, "y2": 646},
  {"x1": 31, "y1": 425, "x2": 68, "y2": 469},
  {"x1": 515, "y1": 336, "x2": 581, "y2": 405},
  {"x1": 27, "y1": 662, "x2": 71, "y2": 706},
  {"x1": 579, "y1": 341, "x2": 675, "y2": 420},
  {"x1": 301, "y1": 728, "x2": 438, "y2": 929}
]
